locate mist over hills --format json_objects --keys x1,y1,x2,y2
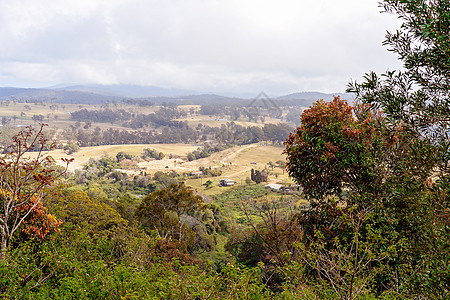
[
  {"x1": 0, "y1": 84, "x2": 353, "y2": 107},
  {"x1": 53, "y1": 84, "x2": 195, "y2": 98}
]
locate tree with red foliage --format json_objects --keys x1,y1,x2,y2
[
  {"x1": 283, "y1": 93, "x2": 447, "y2": 295},
  {"x1": 0, "y1": 124, "x2": 71, "y2": 257},
  {"x1": 284, "y1": 96, "x2": 388, "y2": 202}
]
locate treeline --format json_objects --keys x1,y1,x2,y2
[
  {"x1": 71, "y1": 104, "x2": 298, "y2": 131},
  {"x1": 122, "y1": 98, "x2": 155, "y2": 106},
  {"x1": 71, "y1": 108, "x2": 131, "y2": 123},
  {"x1": 198, "y1": 105, "x2": 286, "y2": 122},
  {"x1": 141, "y1": 148, "x2": 165, "y2": 160},
  {"x1": 71, "y1": 107, "x2": 187, "y2": 129},
  {"x1": 187, "y1": 144, "x2": 230, "y2": 161},
  {"x1": 61, "y1": 122, "x2": 293, "y2": 147}
]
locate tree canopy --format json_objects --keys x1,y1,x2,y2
[
  {"x1": 282, "y1": 1, "x2": 450, "y2": 297},
  {"x1": 135, "y1": 183, "x2": 206, "y2": 252}
]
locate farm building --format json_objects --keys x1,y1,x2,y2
[
  {"x1": 219, "y1": 179, "x2": 236, "y2": 186},
  {"x1": 265, "y1": 183, "x2": 283, "y2": 191}
]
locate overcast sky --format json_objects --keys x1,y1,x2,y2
[{"x1": 0, "y1": 0, "x2": 403, "y2": 96}]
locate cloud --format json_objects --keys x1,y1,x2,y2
[{"x1": 0, "y1": 0, "x2": 403, "y2": 94}]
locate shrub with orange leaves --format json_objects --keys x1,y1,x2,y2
[
  {"x1": 15, "y1": 195, "x2": 62, "y2": 241},
  {"x1": 0, "y1": 124, "x2": 70, "y2": 257}
]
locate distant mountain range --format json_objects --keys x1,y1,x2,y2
[{"x1": 0, "y1": 85, "x2": 354, "y2": 107}]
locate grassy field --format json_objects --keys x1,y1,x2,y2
[
  {"x1": 0, "y1": 102, "x2": 157, "y2": 133},
  {"x1": 4, "y1": 100, "x2": 295, "y2": 195},
  {"x1": 27, "y1": 142, "x2": 292, "y2": 194},
  {"x1": 0, "y1": 101, "x2": 298, "y2": 134},
  {"x1": 26, "y1": 143, "x2": 200, "y2": 171},
  {"x1": 141, "y1": 143, "x2": 292, "y2": 189},
  {"x1": 177, "y1": 116, "x2": 282, "y2": 128}
]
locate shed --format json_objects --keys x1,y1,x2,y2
[
  {"x1": 219, "y1": 179, "x2": 236, "y2": 186},
  {"x1": 265, "y1": 183, "x2": 283, "y2": 191}
]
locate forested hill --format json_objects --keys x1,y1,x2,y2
[{"x1": 0, "y1": 85, "x2": 353, "y2": 106}]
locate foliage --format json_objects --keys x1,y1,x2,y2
[
  {"x1": 152, "y1": 171, "x2": 179, "y2": 189},
  {"x1": 115, "y1": 151, "x2": 138, "y2": 162},
  {"x1": 348, "y1": 0, "x2": 450, "y2": 168},
  {"x1": 250, "y1": 168, "x2": 268, "y2": 184},
  {"x1": 63, "y1": 142, "x2": 80, "y2": 155},
  {"x1": 61, "y1": 116, "x2": 293, "y2": 147},
  {"x1": 12, "y1": 196, "x2": 63, "y2": 246},
  {"x1": 262, "y1": 123, "x2": 293, "y2": 144},
  {"x1": 135, "y1": 183, "x2": 206, "y2": 252},
  {"x1": 122, "y1": 98, "x2": 155, "y2": 107},
  {"x1": 280, "y1": 1, "x2": 450, "y2": 298},
  {"x1": 83, "y1": 155, "x2": 119, "y2": 177},
  {"x1": 225, "y1": 197, "x2": 304, "y2": 292},
  {"x1": 44, "y1": 189, "x2": 127, "y2": 230},
  {"x1": 284, "y1": 97, "x2": 385, "y2": 201},
  {"x1": 198, "y1": 166, "x2": 222, "y2": 177},
  {"x1": 0, "y1": 125, "x2": 70, "y2": 256},
  {"x1": 187, "y1": 144, "x2": 230, "y2": 161},
  {"x1": 70, "y1": 107, "x2": 188, "y2": 130},
  {"x1": 283, "y1": 95, "x2": 445, "y2": 296},
  {"x1": 213, "y1": 185, "x2": 269, "y2": 220},
  {"x1": 382, "y1": 0, "x2": 450, "y2": 92},
  {"x1": 344, "y1": 0, "x2": 450, "y2": 297},
  {"x1": 199, "y1": 105, "x2": 223, "y2": 116},
  {"x1": 204, "y1": 180, "x2": 213, "y2": 188},
  {"x1": 141, "y1": 148, "x2": 165, "y2": 160},
  {"x1": 0, "y1": 223, "x2": 272, "y2": 299}
]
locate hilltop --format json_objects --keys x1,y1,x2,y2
[{"x1": 0, "y1": 84, "x2": 354, "y2": 106}]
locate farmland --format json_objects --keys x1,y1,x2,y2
[
  {"x1": 28, "y1": 142, "x2": 292, "y2": 195},
  {"x1": 2, "y1": 98, "x2": 299, "y2": 197}
]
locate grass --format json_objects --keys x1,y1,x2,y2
[
  {"x1": 0, "y1": 101, "x2": 298, "y2": 136},
  {"x1": 77, "y1": 144, "x2": 199, "y2": 158},
  {"x1": 183, "y1": 177, "x2": 240, "y2": 196},
  {"x1": 25, "y1": 144, "x2": 200, "y2": 171},
  {"x1": 3, "y1": 100, "x2": 295, "y2": 192},
  {"x1": 24, "y1": 142, "x2": 293, "y2": 194}
]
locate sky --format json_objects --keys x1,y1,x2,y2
[{"x1": 0, "y1": 0, "x2": 403, "y2": 96}]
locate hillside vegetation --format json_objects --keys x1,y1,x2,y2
[{"x1": 1, "y1": 1, "x2": 449, "y2": 299}]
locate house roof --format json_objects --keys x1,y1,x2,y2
[
  {"x1": 221, "y1": 178, "x2": 235, "y2": 183},
  {"x1": 265, "y1": 183, "x2": 282, "y2": 190}
]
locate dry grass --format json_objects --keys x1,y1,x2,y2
[
  {"x1": 4, "y1": 101, "x2": 296, "y2": 191},
  {"x1": 177, "y1": 115, "x2": 283, "y2": 128},
  {"x1": 25, "y1": 142, "x2": 292, "y2": 185},
  {"x1": 25, "y1": 143, "x2": 200, "y2": 171}
]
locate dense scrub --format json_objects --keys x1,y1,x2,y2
[{"x1": 1, "y1": 1, "x2": 449, "y2": 298}]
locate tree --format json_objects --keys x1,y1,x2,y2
[
  {"x1": 13, "y1": 195, "x2": 63, "y2": 246},
  {"x1": 346, "y1": 1, "x2": 450, "y2": 297},
  {"x1": 250, "y1": 169, "x2": 268, "y2": 184},
  {"x1": 142, "y1": 148, "x2": 165, "y2": 160},
  {"x1": 32, "y1": 115, "x2": 44, "y2": 123},
  {"x1": 284, "y1": 97, "x2": 439, "y2": 295},
  {"x1": 1, "y1": 117, "x2": 10, "y2": 126},
  {"x1": 283, "y1": 97, "x2": 395, "y2": 201},
  {"x1": 152, "y1": 171, "x2": 178, "y2": 188},
  {"x1": 348, "y1": 0, "x2": 450, "y2": 175},
  {"x1": 283, "y1": 1, "x2": 449, "y2": 297},
  {"x1": 203, "y1": 180, "x2": 213, "y2": 189},
  {"x1": 0, "y1": 125, "x2": 71, "y2": 257},
  {"x1": 63, "y1": 142, "x2": 79, "y2": 155},
  {"x1": 135, "y1": 183, "x2": 204, "y2": 250}
]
